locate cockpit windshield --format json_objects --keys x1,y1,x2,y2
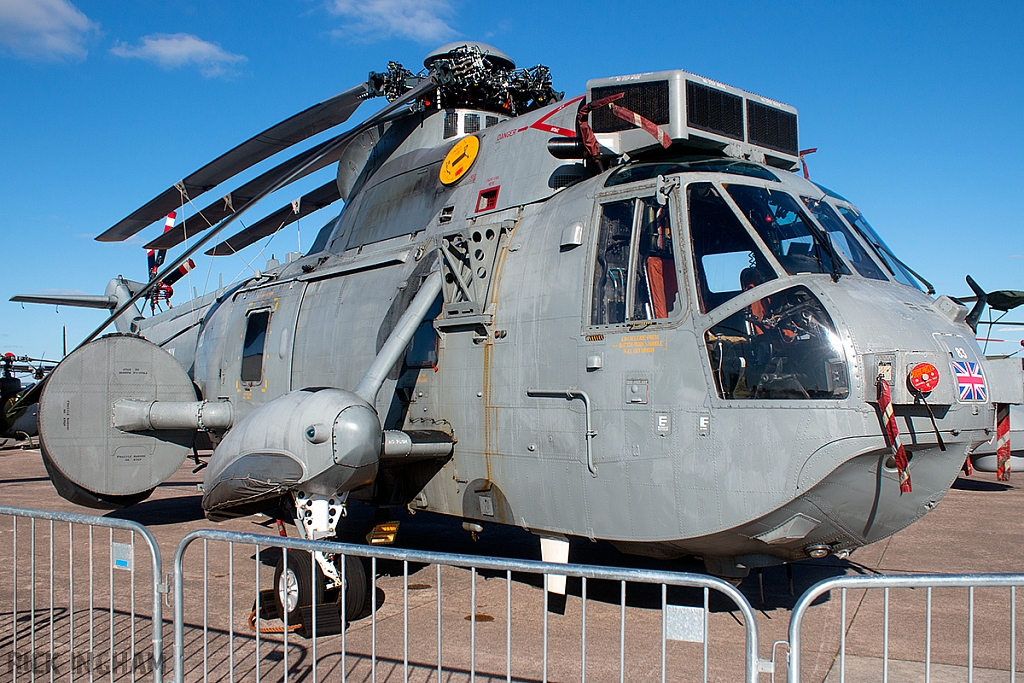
[
  {"x1": 833, "y1": 204, "x2": 924, "y2": 291},
  {"x1": 726, "y1": 185, "x2": 850, "y2": 278},
  {"x1": 800, "y1": 197, "x2": 887, "y2": 281}
]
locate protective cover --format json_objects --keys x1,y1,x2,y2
[{"x1": 39, "y1": 334, "x2": 195, "y2": 497}]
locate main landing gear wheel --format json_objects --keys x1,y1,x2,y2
[
  {"x1": 274, "y1": 550, "x2": 324, "y2": 638},
  {"x1": 337, "y1": 554, "x2": 369, "y2": 623}
]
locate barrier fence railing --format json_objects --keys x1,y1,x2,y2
[
  {"x1": 171, "y1": 529, "x2": 762, "y2": 683},
  {"x1": 0, "y1": 505, "x2": 165, "y2": 683},
  {"x1": 788, "y1": 572, "x2": 1024, "y2": 683},
  {"x1": 6, "y1": 502, "x2": 1024, "y2": 683}
]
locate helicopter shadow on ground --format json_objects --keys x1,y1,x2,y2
[
  {"x1": 104, "y1": 494, "x2": 206, "y2": 526},
  {"x1": 952, "y1": 477, "x2": 1012, "y2": 492},
  {"x1": 347, "y1": 505, "x2": 859, "y2": 614}
]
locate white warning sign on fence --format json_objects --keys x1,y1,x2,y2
[
  {"x1": 665, "y1": 604, "x2": 705, "y2": 642},
  {"x1": 111, "y1": 542, "x2": 133, "y2": 571}
]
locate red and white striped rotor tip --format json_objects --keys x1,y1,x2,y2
[{"x1": 164, "y1": 212, "x2": 176, "y2": 232}]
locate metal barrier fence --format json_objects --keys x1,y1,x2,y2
[
  {"x1": 171, "y1": 529, "x2": 762, "y2": 683},
  {"x1": 0, "y1": 505, "x2": 164, "y2": 683},
  {"x1": 6, "y1": 502, "x2": 1022, "y2": 683},
  {"x1": 788, "y1": 573, "x2": 1024, "y2": 683}
]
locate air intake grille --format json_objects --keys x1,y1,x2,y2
[
  {"x1": 746, "y1": 101, "x2": 798, "y2": 155},
  {"x1": 443, "y1": 112, "x2": 458, "y2": 139},
  {"x1": 686, "y1": 81, "x2": 744, "y2": 141},
  {"x1": 464, "y1": 113, "x2": 480, "y2": 134},
  {"x1": 590, "y1": 81, "x2": 670, "y2": 133}
]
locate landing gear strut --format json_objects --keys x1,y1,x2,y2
[{"x1": 270, "y1": 491, "x2": 372, "y2": 637}]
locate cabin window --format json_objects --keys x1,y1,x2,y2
[
  {"x1": 241, "y1": 310, "x2": 270, "y2": 383},
  {"x1": 687, "y1": 182, "x2": 776, "y2": 314},
  {"x1": 801, "y1": 197, "x2": 887, "y2": 281},
  {"x1": 704, "y1": 286, "x2": 849, "y2": 400},
  {"x1": 590, "y1": 197, "x2": 681, "y2": 326},
  {"x1": 725, "y1": 185, "x2": 850, "y2": 278}
]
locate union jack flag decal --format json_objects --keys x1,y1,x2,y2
[{"x1": 951, "y1": 360, "x2": 987, "y2": 402}]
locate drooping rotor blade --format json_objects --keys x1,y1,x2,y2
[
  {"x1": 206, "y1": 182, "x2": 341, "y2": 256},
  {"x1": 9, "y1": 75, "x2": 437, "y2": 416},
  {"x1": 96, "y1": 82, "x2": 372, "y2": 243},
  {"x1": 140, "y1": 76, "x2": 432, "y2": 252},
  {"x1": 143, "y1": 134, "x2": 355, "y2": 251},
  {"x1": 10, "y1": 293, "x2": 117, "y2": 310}
]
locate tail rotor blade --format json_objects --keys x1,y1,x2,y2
[{"x1": 162, "y1": 259, "x2": 196, "y2": 287}]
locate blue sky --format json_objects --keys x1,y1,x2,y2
[{"x1": 1, "y1": 0, "x2": 1022, "y2": 363}]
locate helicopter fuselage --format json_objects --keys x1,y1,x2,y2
[{"x1": 137, "y1": 95, "x2": 1009, "y2": 576}]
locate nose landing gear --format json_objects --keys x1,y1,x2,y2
[{"x1": 272, "y1": 550, "x2": 370, "y2": 637}]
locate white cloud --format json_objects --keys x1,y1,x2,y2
[
  {"x1": 0, "y1": 0, "x2": 97, "y2": 60},
  {"x1": 327, "y1": 0, "x2": 457, "y2": 44},
  {"x1": 111, "y1": 33, "x2": 246, "y2": 78}
]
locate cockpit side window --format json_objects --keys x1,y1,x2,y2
[
  {"x1": 726, "y1": 185, "x2": 850, "y2": 278},
  {"x1": 687, "y1": 182, "x2": 776, "y2": 314},
  {"x1": 241, "y1": 309, "x2": 270, "y2": 383},
  {"x1": 590, "y1": 197, "x2": 682, "y2": 326},
  {"x1": 801, "y1": 197, "x2": 888, "y2": 280}
]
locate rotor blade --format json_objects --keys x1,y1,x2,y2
[
  {"x1": 206, "y1": 182, "x2": 341, "y2": 256},
  {"x1": 143, "y1": 133, "x2": 355, "y2": 251},
  {"x1": 10, "y1": 294, "x2": 117, "y2": 310},
  {"x1": 97, "y1": 82, "x2": 371, "y2": 243},
  {"x1": 139, "y1": 77, "x2": 432, "y2": 251},
  {"x1": 155, "y1": 75, "x2": 436, "y2": 255},
  {"x1": 987, "y1": 290, "x2": 1024, "y2": 312}
]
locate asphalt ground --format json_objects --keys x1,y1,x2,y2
[{"x1": 0, "y1": 442, "x2": 1021, "y2": 682}]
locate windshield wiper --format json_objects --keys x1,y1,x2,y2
[{"x1": 880, "y1": 246, "x2": 934, "y2": 295}]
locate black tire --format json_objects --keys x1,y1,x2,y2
[
  {"x1": 337, "y1": 554, "x2": 369, "y2": 623},
  {"x1": 274, "y1": 550, "x2": 324, "y2": 636}
]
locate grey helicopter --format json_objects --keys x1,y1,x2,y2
[{"x1": 10, "y1": 42, "x2": 1023, "y2": 631}]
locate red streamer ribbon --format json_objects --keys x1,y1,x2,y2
[{"x1": 877, "y1": 377, "x2": 912, "y2": 493}]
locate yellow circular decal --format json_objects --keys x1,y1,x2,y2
[{"x1": 439, "y1": 135, "x2": 480, "y2": 186}]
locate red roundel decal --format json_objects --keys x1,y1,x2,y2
[{"x1": 908, "y1": 362, "x2": 940, "y2": 394}]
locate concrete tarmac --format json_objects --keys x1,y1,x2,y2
[{"x1": 1, "y1": 442, "x2": 1021, "y2": 682}]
